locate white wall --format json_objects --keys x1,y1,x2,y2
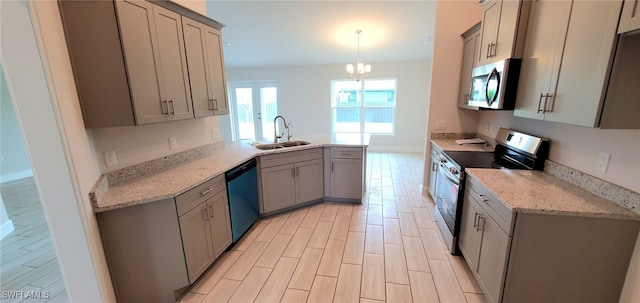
[
  {"x1": 2, "y1": 0, "x2": 109, "y2": 300},
  {"x1": 423, "y1": 0, "x2": 483, "y2": 183},
  {"x1": 0, "y1": 65, "x2": 32, "y2": 181},
  {"x1": 225, "y1": 60, "x2": 431, "y2": 152},
  {"x1": 477, "y1": 112, "x2": 640, "y2": 193}
]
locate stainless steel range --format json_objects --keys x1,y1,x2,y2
[{"x1": 433, "y1": 128, "x2": 549, "y2": 255}]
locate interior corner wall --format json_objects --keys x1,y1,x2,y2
[
  {"x1": 0, "y1": 66, "x2": 33, "y2": 181},
  {"x1": 224, "y1": 60, "x2": 431, "y2": 152},
  {"x1": 423, "y1": 0, "x2": 483, "y2": 189}
]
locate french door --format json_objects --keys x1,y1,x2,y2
[{"x1": 228, "y1": 81, "x2": 278, "y2": 142}]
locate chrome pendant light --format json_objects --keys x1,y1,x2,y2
[{"x1": 346, "y1": 30, "x2": 371, "y2": 81}]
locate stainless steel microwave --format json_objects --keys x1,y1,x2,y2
[{"x1": 468, "y1": 58, "x2": 521, "y2": 110}]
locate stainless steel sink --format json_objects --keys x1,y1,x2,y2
[{"x1": 254, "y1": 140, "x2": 310, "y2": 150}]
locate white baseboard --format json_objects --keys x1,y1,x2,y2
[
  {"x1": 366, "y1": 146, "x2": 424, "y2": 153},
  {"x1": 0, "y1": 220, "x2": 15, "y2": 240},
  {"x1": 0, "y1": 169, "x2": 33, "y2": 183}
]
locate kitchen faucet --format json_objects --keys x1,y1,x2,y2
[{"x1": 273, "y1": 115, "x2": 292, "y2": 143}]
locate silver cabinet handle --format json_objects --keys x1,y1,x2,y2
[
  {"x1": 331, "y1": 162, "x2": 335, "y2": 172},
  {"x1": 162, "y1": 100, "x2": 169, "y2": 115},
  {"x1": 476, "y1": 216, "x2": 485, "y2": 231},
  {"x1": 168, "y1": 99, "x2": 175, "y2": 115},
  {"x1": 209, "y1": 205, "x2": 214, "y2": 218},
  {"x1": 491, "y1": 42, "x2": 497, "y2": 57},
  {"x1": 544, "y1": 93, "x2": 553, "y2": 113},
  {"x1": 202, "y1": 208, "x2": 209, "y2": 221},
  {"x1": 213, "y1": 98, "x2": 219, "y2": 111},
  {"x1": 208, "y1": 99, "x2": 214, "y2": 111},
  {"x1": 537, "y1": 93, "x2": 545, "y2": 113},
  {"x1": 475, "y1": 192, "x2": 488, "y2": 203},
  {"x1": 200, "y1": 187, "x2": 213, "y2": 196},
  {"x1": 486, "y1": 43, "x2": 492, "y2": 59},
  {"x1": 473, "y1": 212, "x2": 479, "y2": 228}
]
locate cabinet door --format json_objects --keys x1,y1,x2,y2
[
  {"x1": 182, "y1": 17, "x2": 214, "y2": 118},
  {"x1": 178, "y1": 202, "x2": 214, "y2": 283},
  {"x1": 493, "y1": 0, "x2": 520, "y2": 61},
  {"x1": 428, "y1": 154, "x2": 438, "y2": 199},
  {"x1": 295, "y1": 159, "x2": 324, "y2": 204},
  {"x1": 544, "y1": 0, "x2": 621, "y2": 127},
  {"x1": 261, "y1": 164, "x2": 296, "y2": 213},
  {"x1": 618, "y1": 0, "x2": 640, "y2": 34},
  {"x1": 152, "y1": 5, "x2": 193, "y2": 121},
  {"x1": 330, "y1": 159, "x2": 363, "y2": 199},
  {"x1": 458, "y1": 193, "x2": 483, "y2": 272},
  {"x1": 459, "y1": 31, "x2": 480, "y2": 109},
  {"x1": 208, "y1": 191, "x2": 232, "y2": 258},
  {"x1": 478, "y1": 0, "x2": 501, "y2": 65},
  {"x1": 514, "y1": 0, "x2": 571, "y2": 120},
  {"x1": 204, "y1": 26, "x2": 229, "y2": 115},
  {"x1": 115, "y1": 0, "x2": 166, "y2": 124},
  {"x1": 476, "y1": 212, "x2": 510, "y2": 303}
]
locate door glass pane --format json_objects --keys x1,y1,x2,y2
[
  {"x1": 260, "y1": 87, "x2": 278, "y2": 142},
  {"x1": 235, "y1": 87, "x2": 255, "y2": 140}
]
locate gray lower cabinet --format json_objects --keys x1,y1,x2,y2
[
  {"x1": 97, "y1": 199, "x2": 190, "y2": 303},
  {"x1": 325, "y1": 147, "x2": 365, "y2": 201},
  {"x1": 260, "y1": 148, "x2": 324, "y2": 214},
  {"x1": 97, "y1": 175, "x2": 231, "y2": 302},
  {"x1": 178, "y1": 190, "x2": 232, "y2": 283},
  {"x1": 459, "y1": 176, "x2": 640, "y2": 303}
]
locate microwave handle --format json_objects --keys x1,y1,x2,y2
[{"x1": 485, "y1": 68, "x2": 501, "y2": 106}]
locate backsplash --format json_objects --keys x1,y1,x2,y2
[
  {"x1": 545, "y1": 160, "x2": 640, "y2": 214},
  {"x1": 89, "y1": 141, "x2": 225, "y2": 205},
  {"x1": 430, "y1": 132, "x2": 476, "y2": 140}
]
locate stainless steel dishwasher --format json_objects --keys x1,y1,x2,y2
[{"x1": 225, "y1": 159, "x2": 259, "y2": 243}]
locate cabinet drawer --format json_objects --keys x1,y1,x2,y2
[
  {"x1": 261, "y1": 148, "x2": 323, "y2": 168},
  {"x1": 331, "y1": 147, "x2": 363, "y2": 159},
  {"x1": 176, "y1": 175, "x2": 225, "y2": 216},
  {"x1": 466, "y1": 177, "x2": 513, "y2": 235}
]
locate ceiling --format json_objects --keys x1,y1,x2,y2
[{"x1": 205, "y1": 1, "x2": 437, "y2": 68}]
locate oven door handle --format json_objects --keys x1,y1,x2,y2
[{"x1": 439, "y1": 165, "x2": 460, "y2": 186}]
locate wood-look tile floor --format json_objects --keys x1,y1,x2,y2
[
  {"x1": 181, "y1": 152, "x2": 485, "y2": 303},
  {"x1": 0, "y1": 177, "x2": 68, "y2": 303}
]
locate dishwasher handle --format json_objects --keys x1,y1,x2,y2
[{"x1": 225, "y1": 158, "x2": 257, "y2": 182}]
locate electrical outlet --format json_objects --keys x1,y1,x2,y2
[
  {"x1": 104, "y1": 150, "x2": 117, "y2": 167},
  {"x1": 597, "y1": 152, "x2": 611, "y2": 173},
  {"x1": 435, "y1": 120, "x2": 446, "y2": 131},
  {"x1": 169, "y1": 136, "x2": 177, "y2": 150},
  {"x1": 211, "y1": 128, "x2": 220, "y2": 140}
]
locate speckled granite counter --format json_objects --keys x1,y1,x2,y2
[
  {"x1": 431, "y1": 139, "x2": 495, "y2": 152},
  {"x1": 466, "y1": 168, "x2": 640, "y2": 220},
  {"x1": 92, "y1": 135, "x2": 369, "y2": 213}
]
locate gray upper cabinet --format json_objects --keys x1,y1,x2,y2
[
  {"x1": 514, "y1": 0, "x2": 622, "y2": 127},
  {"x1": 458, "y1": 23, "x2": 481, "y2": 110},
  {"x1": 477, "y1": 0, "x2": 529, "y2": 65},
  {"x1": 182, "y1": 17, "x2": 230, "y2": 117},
  {"x1": 116, "y1": 0, "x2": 193, "y2": 124},
  {"x1": 618, "y1": 0, "x2": 640, "y2": 33},
  {"x1": 59, "y1": 0, "x2": 225, "y2": 128}
]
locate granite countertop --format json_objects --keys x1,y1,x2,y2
[
  {"x1": 466, "y1": 168, "x2": 640, "y2": 220},
  {"x1": 431, "y1": 139, "x2": 495, "y2": 152},
  {"x1": 93, "y1": 134, "x2": 369, "y2": 213}
]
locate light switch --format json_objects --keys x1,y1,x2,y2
[
  {"x1": 597, "y1": 152, "x2": 610, "y2": 173},
  {"x1": 169, "y1": 137, "x2": 177, "y2": 150}
]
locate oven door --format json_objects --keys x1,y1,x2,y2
[{"x1": 435, "y1": 163, "x2": 460, "y2": 234}]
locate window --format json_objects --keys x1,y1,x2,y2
[{"x1": 331, "y1": 79, "x2": 397, "y2": 138}]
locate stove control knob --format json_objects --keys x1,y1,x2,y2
[
  {"x1": 439, "y1": 157, "x2": 447, "y2": 163},
  {"x1": 449, "y1": 167, "x2": 459, "y2": 175}
]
